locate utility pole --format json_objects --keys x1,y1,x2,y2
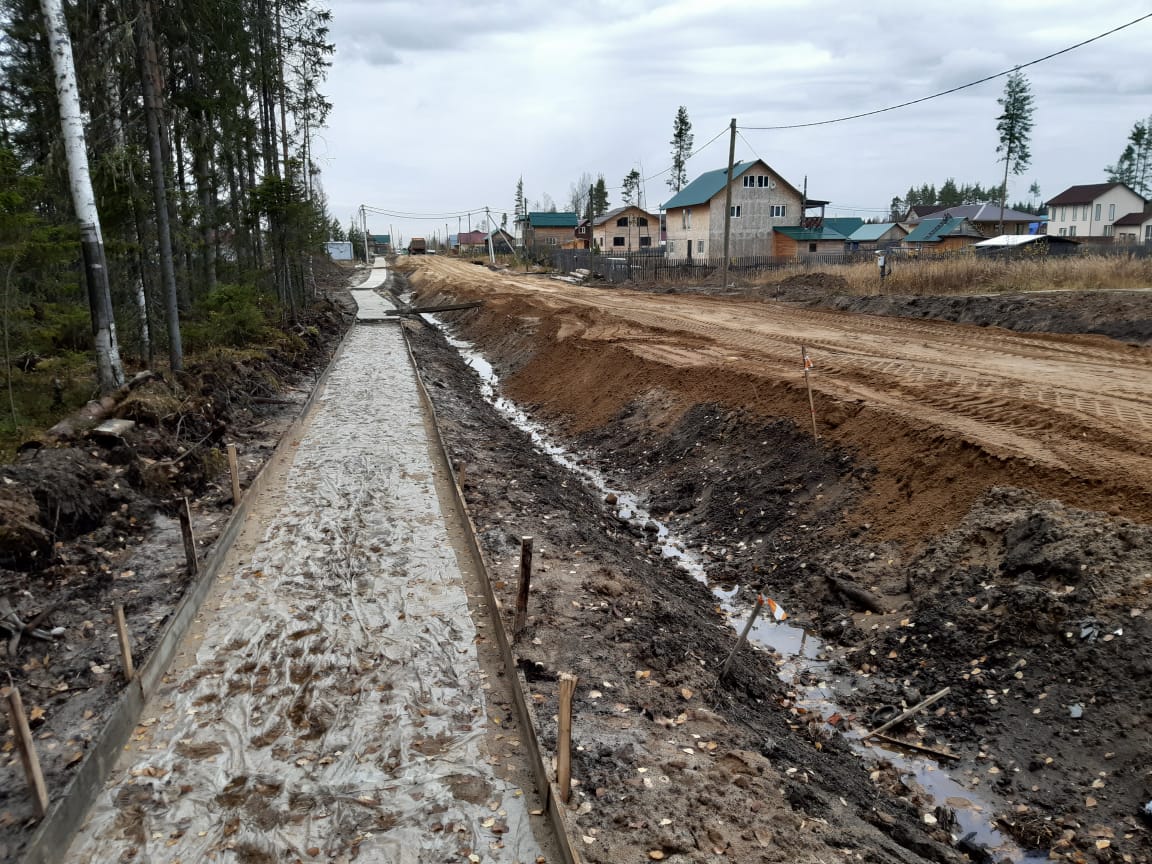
[
  {"x1": 359, "y1": 205, "x2": 370, "y2": 262},
  {"x1": 485, "y1": 206, "x2": 496, "y2": 263},
  {"x1": 721, "y1": 117, "x2": 737, "y2": 288}
]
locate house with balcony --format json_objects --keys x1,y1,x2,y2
[
  {"x1": 662, "y1": 159, "x2": 806, "y2": 259},
  {"x1": 1046, "y1": 183, "x2": 1145, "y2": 239}
]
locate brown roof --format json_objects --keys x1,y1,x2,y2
[
  {"x1": 1046, "y1": 183, "x2": 1129, "y2": 205},
  {"x1": 1113, "y1": 210, "x2": 1152, "y2": 226}
]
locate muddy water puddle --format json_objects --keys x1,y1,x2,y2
[{"x1": 431, "y1": 316, "x2": 1043, "y2": 862}]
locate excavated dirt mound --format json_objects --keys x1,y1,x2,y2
[{"x1": 403, "y1": 256, "x2": 1152, "y2": 863}]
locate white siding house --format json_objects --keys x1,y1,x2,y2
[{"x1": 1046, "y1": 183, "x2": 1145, "y2": 239}]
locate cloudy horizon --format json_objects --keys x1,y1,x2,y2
[{"x1": 316, "y1": 1, "x2": 1152, "y2": 245}]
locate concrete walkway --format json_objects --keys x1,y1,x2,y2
[{"x1": 67, "y1": 261, "x2": 543, "y2": 863}]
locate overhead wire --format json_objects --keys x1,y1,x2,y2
[{"x1": 739, "y1": 11, "x2": 1152, "y2": 131}]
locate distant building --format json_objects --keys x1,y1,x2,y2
[
  {"x1": 1112, "y1": 209, "x2": 1152, "y2": 244},
  {"x1": 901, "y1": 216, "x2": 984, "y2": 252},
  {"x1": 1046, "y1": 183, "x2": 1145, "y2": 239},
  {"x1": 520, "y1": 212, "x2": 580, "y2": 249},
  {"x1": 662, "y1": 159, "x2": 806, "y2": 259},
  {"x1": 369, "y1": 234, "x2": 391, "y2": 255},
  {"x1": 911, "y1": 203, "x2": 1039, "y2": 236},
  {"x1": 591, "y1": 206, "x2": 660, "y2": 253},
  {"x1": 846, "y1": 222, "x2": 908, "y2": 251}
]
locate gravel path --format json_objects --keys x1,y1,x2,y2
[{"x1": 67, "y1": 263, "x2": 543, "y2": 863}]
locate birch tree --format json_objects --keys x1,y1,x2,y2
[{"x1": 38, "y1": 0, "x2": 124, "y2": 392}]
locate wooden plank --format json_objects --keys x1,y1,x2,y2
[
  {"x1": 177, "y1": 497, "x2": 198, "y2": 577},
  {"x1": 113, "y1": 604, "x2": 134, "y2": 681},
  {"x1": 513, "y1": 536, "x2": 533, "y2": 638},
  {"x1": 557, "y1": 673, "x2": 577, "y2": 804},
  {"x1": 383, "y1": 301, "x2": 483, "y2": 317},
  {"x1": 4, "y1": 686, "x2": 49, "y2": 819},
  {"x1": 226, "y1": 443, "x2": 241, "y2": 506}
]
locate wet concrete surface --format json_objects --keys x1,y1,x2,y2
[{"x1": 65, "y1": 263, "x2": 546, "y2": 863}]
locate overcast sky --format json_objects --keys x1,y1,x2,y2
[{"x1": 317, "y1": 0, "x2": 1152, "y2": 245}]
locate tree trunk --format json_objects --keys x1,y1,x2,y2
[
  {"x1": 136, "y1": 0, "x2": 183, "y2": 372},
  {"x1": 39, "y1": 0, "x2": 126, "y2": 394},
  {"x1": 998, "y1": 142, "x2": 1011, "y2": 237}
]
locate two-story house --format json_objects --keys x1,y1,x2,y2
[
  {"x1": 1114, "y1": 209, "x2": 1152, "y2": 244},
  {"x1": 591, "y1": 206, "x2": 659, "y2": 253},
  {"x1": 662, "y1": 159, "x2": 805, "y2": 259},
  {"x1": 1046, "y1": 183, "x2": 1145, "y2": 239}
]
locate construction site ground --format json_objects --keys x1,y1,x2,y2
[{"x1": 395, "y1": 255, "x2": 1152, "y2": 864}]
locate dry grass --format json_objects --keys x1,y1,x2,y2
[{"x1": 749, "y1": 253, "x2": 1152, "y2": 296}]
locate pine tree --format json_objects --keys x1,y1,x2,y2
[
  {"x1": 995, "y1": 69, "x2": 1035, "y2": 235},
  {"x1": 1105, "y1": 118, "x2": 1151, "y2": 196},
  {"x1": 668, "y1": 106, "x2": 693, "y2": 192},
  {"x1": 591, "y1": 175, "x2": 609, "y2": 217},
  {"x1": 622, "y1": 169, "x2": 641, "y2": 206}
]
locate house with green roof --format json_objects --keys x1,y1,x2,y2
[
  {"x1": 772, "y1": 225, "x2": 851, "y2": 257},
  {"x1": 662, "y1": 159, "x2": 805, "y2": 259},
  {"x1": 520, "y1": 211, "x2": 580, "y2": 249},
  {"x1": 846, "y1": 222, "x2": 908, "y2": 250},
  {"x1": 901, "y1": 215, "x2": 985, "y2": 252}
]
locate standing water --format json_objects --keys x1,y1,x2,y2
[{"x1": 426, "y1": 314, "x2": 1040, "y2": 862}]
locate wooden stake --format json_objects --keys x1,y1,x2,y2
[
  {"x1": 113, "y1": 603, "x2": 135, "y2": 680},
  {"x1": 513, "y1": 536, "x2": 533, "y2": 638},
  {"x1": 226, "y1": 443, "x2": 241, "y2": 506},
  {"x1": 3, "y1": 686, "x2": 49, "y2": 818},
  {"x1": 863, "y1": 686, "x2": 951, "y2": 740},
  {"x1": 455, "y1": 460, "x2": 467, "y2": 492},
  {"x1": 178, "y1": 497, "x2": 198, "y2": 576},
  {"x1": 557, "y1": 673, "x2": 577, "y2": 803},
  {"x1": 801, "y1": 345, "x2": 818, "y2": 442},
  {"x1": 720, "y1": 594, "x2": 766, "y2": 681},
  {"x1": 873, "y1": 732, "x2": 961, "y2": 761}
]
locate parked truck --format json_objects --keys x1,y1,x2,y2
[{"x1": 408, "y1": 237, "x2": 427, "y2": 255}]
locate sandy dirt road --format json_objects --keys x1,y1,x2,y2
[
  {"x1": 65, "y1": 263, "x2": 548, "y2": 863},
  {"x1": 410, "y1": 257, "x2": 1152, "y2": 531}
]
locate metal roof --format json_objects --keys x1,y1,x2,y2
[
  {"x1": 903, "y1": 216, "x2": 983, "y2": 243},
  {"x1": 822, "y1": 217, "x2": 864, "y2": 236},
  {"x1": 917, "y1": 203, "x2": 1037, "y2": 223},
  {"x1": 1114, "y1": 210, "x2": 1152, "y2": 226},
  {"x1": 662, "y1": 161, "x2": 758, "y2": 209},
  {"x1": 973, "y1": 234, "x2": 1079, "y2": 247},
  {"x1": 847, "y1": 222, "x2": 905, "y2": 242},
  {"x1": 526, "y1": 211, "x2": 579, "y2": 228},
  {"x1": 592, "y1": 205, "x2": 658, "y2": 227},
  {"x1": 1046, "y1": 183, "x2": 1138, "y2": 206},
  {"x1": 774, "y1": 225, "x2": 849, "y2": 241}
]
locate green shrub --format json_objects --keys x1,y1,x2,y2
[{"x1": 184, "y1": 283, "x2": 273, "y2": 350}]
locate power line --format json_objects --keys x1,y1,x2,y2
[{"x1": 739, "y1": 12, "x2": 1152, "y2": 131}]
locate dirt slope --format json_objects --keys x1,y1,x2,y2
[
  {"x1": 400, "y1": 257, "x2": 1152, "y2": 864},
  {"x1": 405, "y1": 257, "x2": 1152, "y2": 543}
]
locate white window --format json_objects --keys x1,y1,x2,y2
[
  {"x1": 1083, "y1": 206, "x2": 1090, "y2": 220},
  {"x1": 1060, "y1": 207, "x2": 1065, "y2": 222},
  {"x1": 682, "y1": 208, "x2": 691, "y2": 229},
  {"x1": 1109, "y1": 203, "x2": 1116, "y2": 221},
  {"x1": 1095, "y1": 203, "x2": 1102, "y2": 220},
  {"x1": 696, "y1": 240, "x2": 704, "y2": 254},
  {"x1": 1103, "y1": 225, "x2": 1114, "y2": 237},
  {"x1": 1069, "y1": 225, "x2": 1077, "y2": 237},
  {"x1": 730, "y1": 205, "x2": 741, "y2": 217},
  {"x1": 668, "y1": 240, "x2": 676, "y2": 253},
  {"x1": 743, "y1": 175, "x2": 755, "y2": 188},
  {"x1": 1059, "y1": 227, "x2": 1067, "y2": 236},
  {"x1": 758, "y1": 175, "x2": 770, "y2": 188},
  {"x1": 770, "y1": 204, "x2": 787, "y2": 218},
  {"x1": 1146, "y1": 225, "x2": 1152, "y2": 241},
  {"x1": 546, "y1": 236, "x2": 557, "y2": 245}
]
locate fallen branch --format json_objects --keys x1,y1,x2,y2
[
  {"x1": 44, "y1": 370, "x2": 158, "y2": 440},
  {"x1": 383, "y1": 301, "x2": 483, "y2": 317},
  {"x1": 863, "y1": 686, "x2": 951, "y2": 740},
  {"x1": 872, "y1": 732, "x2": 961, "y2": 761},
  {"x1": 826, "y1": 575, "x2": 887, "y2": 615}
]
